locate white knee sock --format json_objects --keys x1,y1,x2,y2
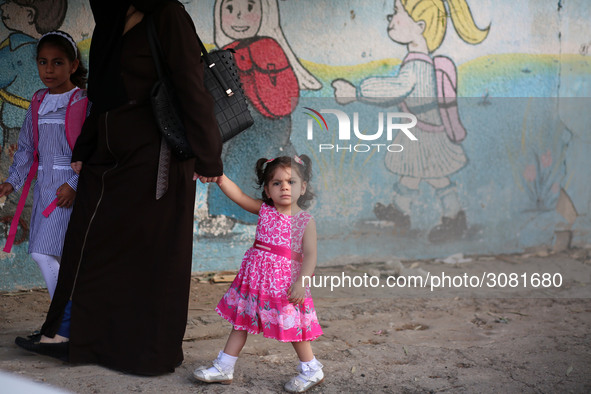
[{"x1": 30, "y1": 253, "x2": 60, "y2": 299}]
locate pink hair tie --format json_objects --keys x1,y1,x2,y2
[
  {"x1": 265, "y1": 158, "x2": 276, "y2": 163},
  {"x1": 293, "y1": 155, "x2": 304, "y2": 166}
]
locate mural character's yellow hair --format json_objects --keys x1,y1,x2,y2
[{"x1": 402, "y1": 0, "x2": 489, "y2": 52}]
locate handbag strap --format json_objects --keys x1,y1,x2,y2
[
  {"x1": 145, "y1": 13, "x2": 234, "y2": 97},
  {"x1": 191, "y1": 29, "x2": 234, "y2": 97},
  {"x1": 146, "y1": 13, "x2": 167, "y2": 79}
]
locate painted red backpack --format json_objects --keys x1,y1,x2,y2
[
  {"x1": 399, "y1": 53, "x2": 467, "y2": 143},
  {"x1": 225, "y1": 37, "x2": 299, "y2": 119},
  {"x1": 3, "y1": 88, "x2": 88, "y2": 253}
]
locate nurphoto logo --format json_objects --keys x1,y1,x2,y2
[{"x1": 303, "y1": 107, "x2": 419, "y2": 153}]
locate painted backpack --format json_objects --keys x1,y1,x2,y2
[
  {"x1": 225, "y1": 37, "x2": 299, "y2": 119},
  {"x1": 400, "y1": 53, "x2": 467, "y2": 143},
  {"x1": 3, "y1": 88, "x2": 88, "y2": 253}
]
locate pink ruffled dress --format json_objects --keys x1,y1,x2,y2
[{"x1": 216, "y1": 203, "x2": 323, "y2": 342}]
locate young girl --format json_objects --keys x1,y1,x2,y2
[
  {"x1": 194, "y1": 155, "x2": 324, "y2": 392},
  {"x1": 0, "y1": 31, "x2": 89, "y2": 299},
  {"x1": 0, "y1": 0, "x2": 69, "y2": 230}
]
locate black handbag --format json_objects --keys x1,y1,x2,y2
[
  {"x1": 197, "y1": 37, "x2": 254, "y2": 143},
  {"x1": 146, "y1": 14, "x2": 253, "y2": 161},
  {"x1": 146, "y1": 14, "x2": 194, "y2": 160}
]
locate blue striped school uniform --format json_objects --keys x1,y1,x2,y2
[{"x1": 6, "y1": 89, "x2": 87, "y2": 256}]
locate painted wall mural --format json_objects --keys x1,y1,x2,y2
[
  {"x1": 200, "y1": 0, "x2": 322, "y2": 234},
  {"x1": 332, "y1": 0, "x2": 489, "y2": 243},
  {"x1": 1, "y1": 0, "x2": 590, "y2": 291}
]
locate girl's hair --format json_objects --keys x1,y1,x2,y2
[
  {"x1": 37, "y1": 31, "x2": 88, "y2": 89},
  {"x1": 401, "y1": 0, "x2": 489, "y2": 52},
  {"x1": 255, "y1": 155, "x2": 314, "y2": 209},
  {"x1": 13, "y1": 0, "x2": 68, "y2": 34}
]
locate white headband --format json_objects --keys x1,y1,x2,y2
[{"x1": 38, "y1": 31, "x2": 78, "y2": 55}]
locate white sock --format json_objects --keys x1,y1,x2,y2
[
  {"x1": 207, "y1": 351, "x2": 237, "y2": 374},
  {"x1": 31, "y1": 253, "x2": 60, "y2": 299},
  {"x1": 300, "y1": 357, "x2": 322, "y2": 376}
]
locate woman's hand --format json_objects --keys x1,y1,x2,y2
[
  {"x1": 71, "y1": 161, "x2": 83, "y2": 174},
  {"x1": 193, "y1": 172, "x2": 221, "y2": 184},
  {"x1": 56, "y1": 183, "x2": 76, "y2": 208},
  {"x1": 0, "y1": 183, "x2": 14, "y2": 198}
]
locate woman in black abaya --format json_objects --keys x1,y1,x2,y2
[{"x1": 16, "y1": 0, "x2": 223, "y2": 375}]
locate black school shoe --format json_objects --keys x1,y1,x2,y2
[{"x1": 15, "y1": 335, "x2": 69, "y2": 362}]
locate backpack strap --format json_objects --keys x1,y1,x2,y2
[
  {"x1": 3, "y1": 89, "x2": 47, "y2": 253},
  {"x1": 43, "y1": 88, "x2": 87, "y2": 218},
  {"x1": 64, "y1": 88, "x2": 88, "y2": 150},
  {"x1": 31, "y1": 88, "x2": 49, "y2": 151}
]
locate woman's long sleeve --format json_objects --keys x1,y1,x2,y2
[{"x1": 155, "y1": 3, "x2": 223, "y2": 177}]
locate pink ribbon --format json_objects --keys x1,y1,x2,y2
[{"x1": 253, "y1": 240, "x2": 303, "y2": 262}]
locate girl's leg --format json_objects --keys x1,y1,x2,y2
[
  {"x1": 30, "y1": 253, "x2": 60, "y2": 299},
  {"x1": 30, "y1": 253, "x2": 69, "y2": 343},
  {"x1": 193, "y1": 328, "x2": 246, "y2": 383},
  {"x1": 292, "y1": 340, "x2": 314, "y2": 362},
  {"x1": 223, "y1": 328, "x2": 248, "y2": 357}
]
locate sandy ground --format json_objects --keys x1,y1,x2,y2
[{"x1": 1, "y1": 248, "x2": 590, "y2": 393}]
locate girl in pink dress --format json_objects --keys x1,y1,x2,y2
[{"x1": 194, "y1": 155, "x2": 324, "y2": 392}]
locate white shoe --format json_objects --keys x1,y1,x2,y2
[
  {"x1": 193, "y1": 360, "x2": 233, "y2": 384},
  {"x1": 284, "y1": 363, "x2": 324, "y2": 393}
]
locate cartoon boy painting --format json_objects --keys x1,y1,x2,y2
[{"x1": 333, "y1": 0, "x2": 488, "y2": 243}]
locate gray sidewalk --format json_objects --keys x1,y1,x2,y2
[{"x1": 1, "y1": 249, "x2": 590, "y2": 393}]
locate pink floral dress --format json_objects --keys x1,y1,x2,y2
[{"x1": 216, "y1": 203, "x2": 323, "y2": 342}]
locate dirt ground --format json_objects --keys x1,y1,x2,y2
[{"x1": 1, "y1": 248, "x2": 590, "y2": 394}]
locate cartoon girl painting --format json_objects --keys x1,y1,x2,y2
[
  {"x1": 203, "y1": 0, "x2": 322, "y2": 229},
  {"x1": 333, "y1": 0, "x2": 488, "y2": 243},
  {"x1": 1, "y1": 0, "x2": 67, "y2": 236}
]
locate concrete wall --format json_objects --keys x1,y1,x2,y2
[{"x1": 1, "y1": 0, "x2": 590, "y2": 291}]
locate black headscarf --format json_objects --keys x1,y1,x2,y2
[{"x1": 87, "y1": 0, "x2": 169, "y2": 112}]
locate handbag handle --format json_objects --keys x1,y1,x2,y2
[{"x1": 146, "y1": 13, "x2": 234, "y2": 97}]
